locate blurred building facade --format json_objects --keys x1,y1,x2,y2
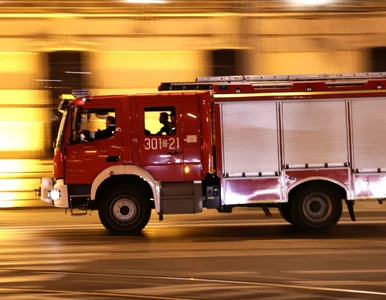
[{"x1": 2, "y1": 0, "x2": 386, "y2": 206}]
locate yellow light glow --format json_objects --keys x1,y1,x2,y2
[
  {"x1": 0, "y1": 13, "x2": 238, "y2": 19},
  {"x1": 289, "y1": 0, "x2": 333, "y2": 5},
  {"x1": 0, "y1": 91, "x2": 49, "y2": 154},
  {"x1": 0, "y1": 160, "x2": 53, "y2": 208},
  {"x1": 0, "y1": 90, "x2": 50, "y2": 105},
  {"x1": 125, "y1": 0, "x2": 167, "y2": 3},
  {"x1": 0, "y1": 196, "x2": 14, "y2": 208},
  {"x1": 60, "y1": 94, "x2": 76, "y2": 100},
  {"x1": 184, "y1": 166, "x2": 190, "y2": 174},
  {"x1": 92, "y1": 88, "x2": 158, "y2": 95},
  {"x1": 0, "y1": 179, "x2": 24, "y2": 191},
  {"x1": 0, "y1": 178, "x2": 42, "y2": 191},
  {"x1": 144, "y1": 111, "x2": 163, "y2": 134},
  {"x1": 0, "y1": 159, "x2": 52, "y2": 173},
  {"x1": 0, "y1": 122, "x2": 44, "y2": 152},
  {"x1": 91, "y1": 51, "x2": 205, "y2": 89},
  {"x1": 103, "y1": 52, "x2": 199, "y2": 71},
  {"x1": 0, "y1": 52, "x2": 40, "y2": 74}
]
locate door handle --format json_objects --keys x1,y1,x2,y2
[
  {"x1": 106, "y1": 156, "x2": 120, "y2": 162},
  {"x1": 169, "y1": 150, "x2": 182, "y2": 155}
]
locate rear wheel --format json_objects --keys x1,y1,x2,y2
[
  {"x1": 99, "y1": 184, "x2": 151, "y2": 234},
  {"x1": 291, "y1": 184, "x2": 342, "y2": 233},
  {"x1": 278, "y1": 203, "x2": 295, "y2": 225}
]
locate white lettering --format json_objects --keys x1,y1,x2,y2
[
  {"x1": 151, "y1": 138, "x2": 157, "y2": 150},
  {"x1": 169, "y1": 138, "x2": 175, "y2": 149},
  {"x1": 143, "y1": 137, "x2": 180, "y2": 151},
  {"x1": 144, "y1": 138, "x2": 151, "y2": 150}
]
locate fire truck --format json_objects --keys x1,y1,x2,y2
[{"x1": 36, "y1": 72, "x2": 386, "y2": 234}]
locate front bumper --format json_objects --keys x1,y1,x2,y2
[{"x1": 35, "y1": 178, "x2": 69, "y2": 208}]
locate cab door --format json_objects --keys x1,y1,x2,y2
[
  {"x1": 137, "y1": 94, "x2": 184, "y2": 182},
  {"x1": 64, "y1": 101, "x2": 123, "y2": 185}
]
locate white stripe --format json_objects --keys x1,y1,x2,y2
[
  {"x1": 105, "y1": 283, "x2": 236, "y2": 296},
  {"x1": 294, "y1": 280, "x2": 386, "y2": 286},
  {"x1": 0, "y1": 274, "x2": 63, "y2": 283},
  {"x1": 41, "y1": 273, "x2": 386, "y2": 297},
  {"x1": 0, "y1": 287, "x2": 192, "y2": 300},
  {"x1": 9, "y1": 271, "x2": 386, "y2": 297},
  {"x1": 0, "y1": 259, "x2": 94, "y2": 266},
  {"x1": 289, "y1": 269, "x2": 386, "y2": 274},
  {"x1": 0, "y1": 218, "x2": 385, "y2": 232},
  {"x1": 122, "y1": 275, "x2": 386, "y2": 297}
]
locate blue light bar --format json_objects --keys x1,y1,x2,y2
[{"x1": 72, "y1": 89, "x2": 92, "y2": 98}]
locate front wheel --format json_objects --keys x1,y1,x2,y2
[
  {"x1": 291, "y1": 185, "x2": 342, "y2": 233},
  {"x1": 99, "y1": 184, "x2": 151, "y2": 234}
]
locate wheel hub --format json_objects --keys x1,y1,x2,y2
[
  {"x1": 120, "y1": 206, "x2": 130, "y2": 216},
  {"x1": 310, "y1": 201, "x2": 322, "y2": 213},
  {"x1": 303, "y1": 192, "x2": 332, "y2": 222},
  {"x1": 112, "y1": 198, "x2": 137, "y2": 223}
]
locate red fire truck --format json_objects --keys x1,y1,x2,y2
[{"x1": 36, "y1": 72, "x2": 386, "y2": 234}]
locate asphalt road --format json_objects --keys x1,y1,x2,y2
[{"x1": 0, "y1": 202, "x2": 386, "y2": 299}]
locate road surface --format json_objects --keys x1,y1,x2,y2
[{"x1": 0, "y1": 202, "x2": 386, "y2": 299}]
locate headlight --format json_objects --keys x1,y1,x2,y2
[{"x1": 49, "y1": 188, "x2": 60, "y2": 201}]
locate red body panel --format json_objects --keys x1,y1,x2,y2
[
  {"x1": 198, "y1": 92, "x2": 213, "y2": 177},
  {"x1": 285, "y1": 168, "x2": 350, "y2": 190},
  {"x1": 53, "y1": 148, "x2": 64, "y2": 179},
  {"x1": 63, "y1": 97, "x2": 123, "y2": 185},
  {"x1": 213, "y1": 79, "x2": 386, "y2": 98},
  {"x1": 57, "y1": 92, "x2": 212, "y2": 187},
  {"x1": 55, "y1": 76, "x2": 386, "y2": 206},
  {"x1": 134, "y1": 92, "x2": 207, "y2": 182},
  {"x1": 214, "y1": 103, "x2": 223, "y2": 177},
  {"x1": 180, "y1": 92, "x2": 203, "y2": 181},
  {"x1": 128, "y1": 95, "x2": 139, "y2": 166},
  {"x1": 121, "y1": 97, "x2": 134, "y2": 165},
  {"x1": 354, "y1": 173, "x2": 386, "y2": 198},
  {"x1": 222, "y1": 177, "x2": 281, "y2": 205},
  {"x1": 137, "y1": 94, "x2": 185, "y2": 182}
]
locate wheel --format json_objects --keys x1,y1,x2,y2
[
  {"x1": 98, "y1": 184, "x2": 151, "y2": 234},
  {"x1": 290, "y1": 184, "x2": 342, "y2": 233},
  {"x1": 278, "y1": 203, "x2": 295, "y2": 225}
]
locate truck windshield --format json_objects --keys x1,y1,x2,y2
[{"x1": 55, "y1": 109, "x2": 68, "y2": 149}]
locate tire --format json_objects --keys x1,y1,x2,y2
[
  {"x1": 98, "y1": 184, "x2": 151, "y2": 234},
  {"x1": 290, "y1": 184, "x2": 342, "y2": 233},
  {"x1": 278, "y1": 203, "x2": 295, "y2": 225}
]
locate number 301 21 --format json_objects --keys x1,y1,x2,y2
[{"x1": 144, "y1": 137, "x2": 180, "y2": 150}]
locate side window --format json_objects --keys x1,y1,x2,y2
[
  {"x1": 144, "y1": 106, "x2": 176, "y2": 136},
  {"x1": 76, "y1": 108, "x2": 116, "y2": 142}
]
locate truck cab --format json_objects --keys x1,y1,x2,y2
[{"x1": 37, "y1": 90, "x2": 213, "y2": 234}]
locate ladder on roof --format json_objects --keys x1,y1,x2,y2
[
  {"x1": 196, "y1": 72, "x2": 386, "y2": 82},
  {"x1": 159, "y1": 72, "x2": 386, "y2": 91}
]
